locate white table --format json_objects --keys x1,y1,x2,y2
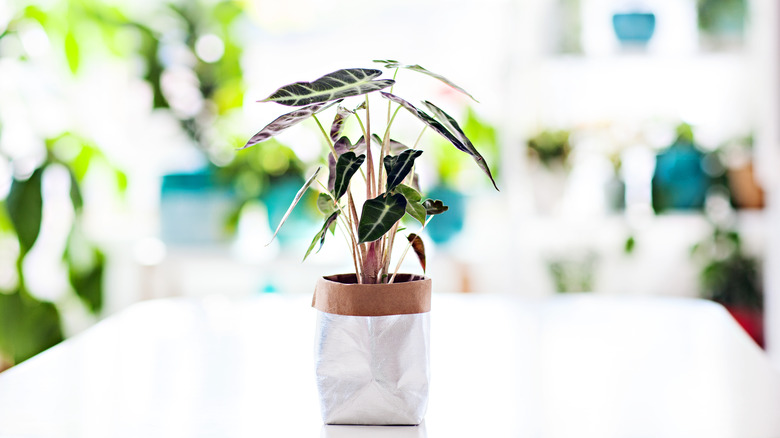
[{"x1": 1, "y1": 294, "x2": 779, "y2": 438}]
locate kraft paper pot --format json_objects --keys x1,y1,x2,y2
[{"x1": 312, "y1": 274, "x2": 432, "y2": 425}]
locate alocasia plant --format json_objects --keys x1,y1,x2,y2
[{"x1": 243, "y1": 60, "x2": 498, "y2": 284}]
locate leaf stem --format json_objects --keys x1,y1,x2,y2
[
  {"x1": 347, "y1": 191, "x2": 365, "y2": 268},
  {"x1": 314, "y1": 180, "x2": 362, "y2": 280},
  {"x1": 337, "y1": 216, "x2": 362, "y2": 283},
  {"x1": 387, "y1": 68, "x2": 399, "y2": 124},
  {"x1": 412, "y1": 125, "x2": 428, "y2": 149},
  {"x1": 364, "y1": 95, "x2": 375, "y2": 199},
  {"x1": 380, "y1": 222, "x2": 399, "y2": 280},
  {"x1": 312, "y1": 114, "x2": 338, "y2": 157},
  {"x1": 377, "y1": 105, "x2": 402, "y2": 193}
]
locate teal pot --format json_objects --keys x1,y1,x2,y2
[
  {"x1": 651, "y1": 142, "x2": 710, "y2": 212},
  {"x1": 160, "y1": 169, "x2": 234, "y2": 246},
  {"x1": 612, "y1": 12, "x2": 656, "y2": 46},
  {"x1": 425, "y1": 185, "x2": 465, "y2": 245},
  {"x1": 261, "y1": 174, "x2": 317, "y2": 246}
]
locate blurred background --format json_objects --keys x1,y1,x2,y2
[{"x1": 0, "y1": 0, "x2": 778, "y2": 372}]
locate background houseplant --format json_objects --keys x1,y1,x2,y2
[
  {"x1": 692, "y1": 226, "x2": 764, "y2": 346},
  {"x1": 0, "y1": 137, "x2": 121, "y2": 370},
  {"x1": 526, "y1": 129, "x2": 571, "y2": 214},
  {"x1": 241, "y1": 61, "x2": 497, "y2": 425}
]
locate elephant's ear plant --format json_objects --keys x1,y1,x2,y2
[{"x1": 242, "y1": 61, "x2": 498, "y2": 284}]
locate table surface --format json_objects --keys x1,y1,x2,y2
[{"x1": 1, "y1": 293, "x2": 779, "y2": 438}]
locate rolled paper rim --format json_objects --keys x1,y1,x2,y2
[{"x1": 312, "y1": 273, "x2": 432, "y2": 316}]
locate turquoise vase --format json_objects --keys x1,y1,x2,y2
[
  {"x1": 261, "y1": 175, "x2": 316, "y2": 246},
  {"x1": 425, "y1": 186, "x2": 465, "y2": 245},
  {"x1": 160, "y1": 169, "x2": 233, "y2": 246},
  {"x1": 651, "y1": 142, "x2": 710, "y2": 212}
]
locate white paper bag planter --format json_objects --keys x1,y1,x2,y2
[{"x1": 312, "y1": 274, "x2": 431, "y2": 425}]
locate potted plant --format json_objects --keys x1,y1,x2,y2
[
  {"x1": 692, "y1": 227, "x2": 764, "y2": 347},
  {"x1": 526, "y1": 129, "x2": 571, "y2": 214},
  {"x1": 241, "y1": 61, "x2": 498, "y2": 425},
  {"x1": 697, "y1": 0, "x2": 747, "y2": 50},
  {"x1": 718, "y1": 135, "x2": 764, "y2": 210}
]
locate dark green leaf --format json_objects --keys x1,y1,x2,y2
[
  {"x1": 267, "y1": 167, "x2": 321, "y2": 245},
  {"x1": 6, "y1": 168, "x2": 44, "y2": 253},
  {"x1": 317, "y1": 192, "x2": 337, "y2": 215},
  {"x1": 406, "y1": 201, "x2": 426, "y2": 225},
  {"x1": 374, "y1": 60, "x2": 477, "y2": 102},
  {"x1": 625, "y1": 236, "x2": 636, "y2": 254},
  {"x1": 0, "y1": 291, "x2": 63, "y2": 364},
  {"x1": 383, "y1": 149, "x2": 423, "y2": 191},
  {"x1": 69, "y1": 250, "x2": 105, "y2": 314},
  {"x1": 242, "y1": 100, "x2": 341, "y2": 149},
  {"x1": 394, "y1": 184, "x2": 421, "y2": 202},
  {"x1": 64, "y1": 223, "x2": 103, "y2": 314},
  {"x1": 68, "y1": 168, "x2": 83, "y2": 211},
  {"x1": 422, "y1": 101, "x2": 499, "y2": 190},
  {"x1": 261, "y1": 68, "x2": 394, "y2": 106},
  {"x1": 423, "y1": 199, "x2": 449, "y2": 215},
  {"x1": 333, "y1": 152, "x2": 365, "y2": 200},
  {"x1": 407, "y1": 233, "x2": 426, "y2": 272},
  {"x1": 358, "y1": 193, "x2": 407, "y2": 243},
  {"x1": 303, "y1": 211, "x2": 340, "y2": 261}
]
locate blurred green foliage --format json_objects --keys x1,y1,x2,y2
[
  {"x1": 432, "y1": 107, "x2": 499, "y2": 189},
  {"x1": 0, "y1": 0, "x2": 261, "y2": 367},
  {"x1": 692, "y1": 227, "x2": 762, "y2": 310},
  {"x1": 526, "y1": 129, "x2": 571, "y2": 168}
]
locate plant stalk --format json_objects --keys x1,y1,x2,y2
[
  {"x1": 366, "y1": 96, "x2": 376, "y2": 198},
  {"x1": 312, "y1": 114, "x2": 338, "y2": 157}
]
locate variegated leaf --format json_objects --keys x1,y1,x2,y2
[
  {"x1": 395, "y1": 184, "x2": 424, "y2": 224},
  {"x1": 330, "y1": 106, "x2": 354, "y2": 141},
  {"x1": 327, "y1": 136, "x2": 355, "y2": 192},
  {"x1": 243, "y1": 100, "x2": 340, "y2": 149},
  {"x1": 406, "y1": 201, "x2": 426, "y2": 225},
  {"x1": 357, "y1": 193, "x2": 407, "y2": 244},
  {"x1": 371, "y1": 133, "x2": 409, "y2": 154},
  {"x1": 317, "y1": 192, "x2": 337, "y2": 215},
  {"x1": 327, "y1": 136, "x2": 367, "y2": 192},
  {"x1": 304, "y1": 211, "x2": 340, "y2": 261},
  {"x1": 333, "y1": 151, "x2": 365, "y2": 200},
  {"x1": 380, "y1": 91, "x2": 465, "y2": 149},
  {"x1": 407, "y1": 233, "x2": 426, "y2": 272},
  {"x1": 394, "y1": 184, "x2": 421, "y2": 203},
  {"x1": 422, "y1": 101, "x2": 498, "y2": 190},
  {"x1": 383, "y1": 149, "x2": 423, "y2": 191},
  {"x1": 261, "y1": 68, "x2": 394, "y2": 106},
  {"x1": 266, "y1": 167, "x2": 321, "y2": 245},
  {"x1": 329, "y1": 102, "x2": 367, "y2": 141},
  {"x1": 374, "y1": 60, "x2": 478, "y2": 102},
  {"x1": 423, "y1": 199, "x2": 448, "y2": 215}
]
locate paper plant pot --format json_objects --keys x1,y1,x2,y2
[{"x1": 312, "y1": 274, "x2": 432, "y2": 425}]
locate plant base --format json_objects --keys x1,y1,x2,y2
[{"x1": 313, "y1": 274, "x2": 431, "y2": 425}]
